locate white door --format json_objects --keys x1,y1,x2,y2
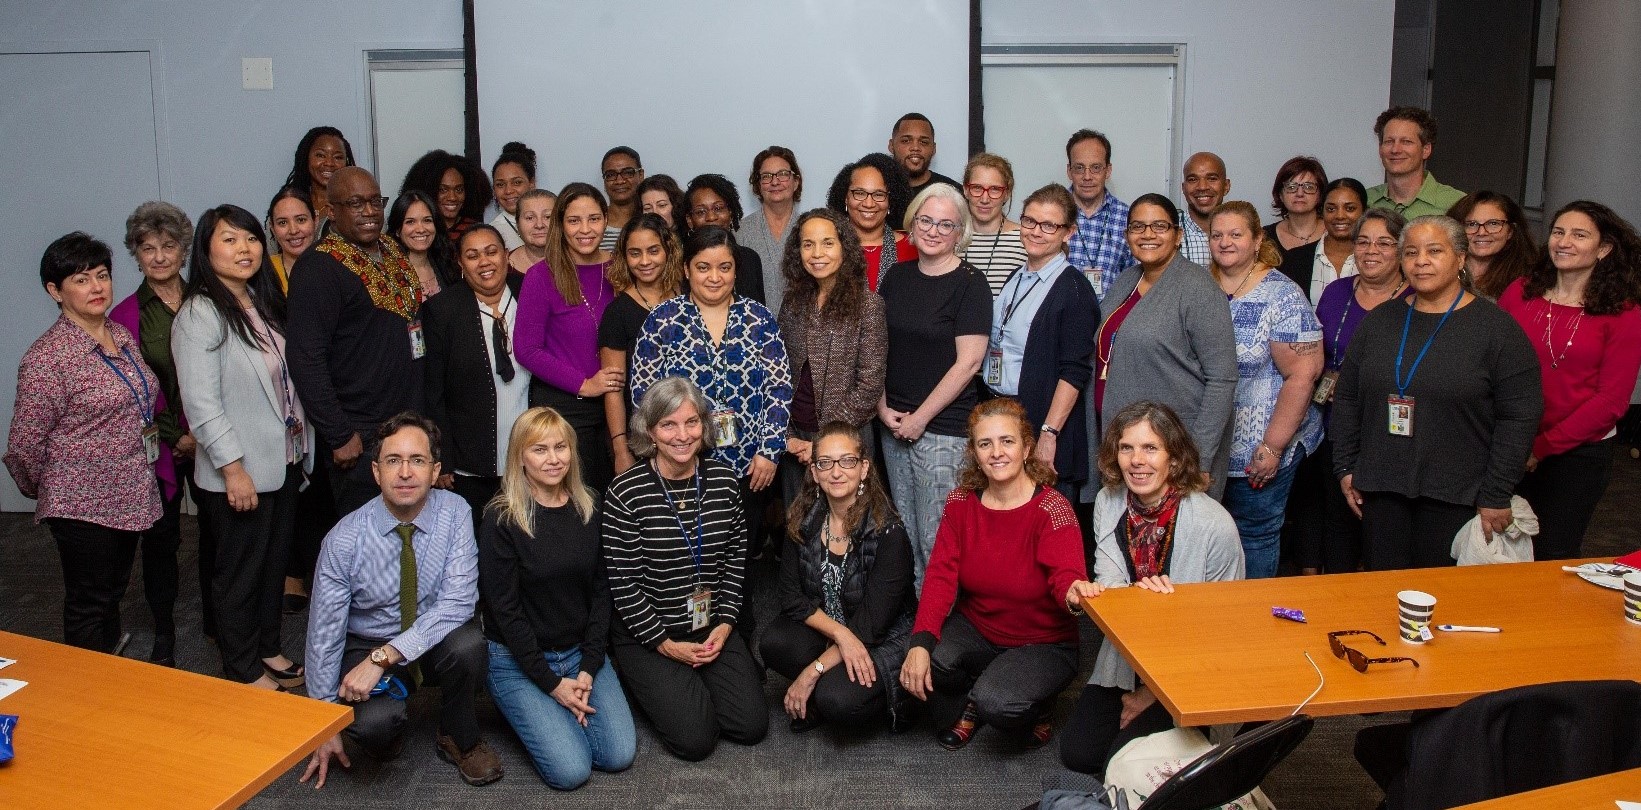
[
  {"x1": 0, "y1": 50, "x2": 163, "y2": 512},
  {"x1": 368, "y1": 52, "x2": 467, "y2": 195}
]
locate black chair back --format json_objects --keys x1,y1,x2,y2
[{"x1": 1139, "y1": 714, "x2": 1314, "y2": 810}]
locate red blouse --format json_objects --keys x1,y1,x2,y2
[
  {"x1": 1497, "y1": 278, "x2": 1641, "y2": 459},
  {"x1": 863, "y1": 233, "x2": 917, "y2": 292}
]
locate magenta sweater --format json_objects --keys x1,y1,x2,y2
[{"x1": 514, "y1": 261, "x2": 615, "y2": 394}]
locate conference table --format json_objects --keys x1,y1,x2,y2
[
  {"x1": 0, "y1": 630, "x2": 351, "y2": 809},
  {"x1": 1081, "y1": 558, "x2": 1641, "y2": 726},
  {"x1": 1452, "y1": 766, "x2": 1641, "y2": 808}
]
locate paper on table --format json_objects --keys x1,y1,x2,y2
[
  {"x1": 1615, "y1": 801, "x2": 1641, "y2": 810},
  {"x1": 0, "y1": 679, "x2": 26, "y2": 700},
  {"x1": 0, "y1": 656, "x2": 15, "y2": 670}
]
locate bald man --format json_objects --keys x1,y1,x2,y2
[
  {"x1": 1179, "y1": 152, "x2": 1229, "y2": 266},
  {"x1": 286, "y1": 167, "x2": 428, "y2": 514}
]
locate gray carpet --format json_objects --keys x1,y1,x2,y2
[{"x1": 2, "y1": 446, "x2": 1636, "y2": 808}]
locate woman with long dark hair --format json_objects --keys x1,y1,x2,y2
[
  {"x1": 388, "y1": 189, "x2": 461, "y2": 298},
  {"x1": 1447, "y1": 191, "x2": 1537, "y2": 300},
  {"x1": 266, "y1": 186, "x2": 316, "y2": 293},
  {"x1": 1500, "y1": 200, "x2": 1641, "y2": 559},
  {"x1": 171, "y1": 204, "x2": 308, "y2": 690},
  {"x1": 283, "y1": 126, "x2": 354, "y2": 222},
  {"x1": 600, "y1": 214, "x2": 685, "y2": 475},
  {"x1": 401, "y1": 149, "x2": 492, "y2": 243}
]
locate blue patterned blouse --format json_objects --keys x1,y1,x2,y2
[
  {"x1": 630, "y1": 295, "x2": 792, "y2": 477},
  {"x1": 1228, "y1": 271, "x2": 1324, "y2": 474}
]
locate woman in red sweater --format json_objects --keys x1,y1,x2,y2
[
  {"x1": 899, "y1": 398, "x2": 1098, "y2": 751},
  {"x1": 1499, "y1": 200, "x2": 1641, "y2": 559}
]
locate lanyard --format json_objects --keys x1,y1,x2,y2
[
  {"x1": 96, "y1": 345, "x2": 154, "y2": 426},
  {"x1": 1393, "y1": 289, "x2": 1463, "y2": 397},
  {"x1": 998, "y1": 269, "x2": 1046, "y2": 332},
  {"x1": 651, "y1": 463, "x2": 705, "y2": 578},
  {"x1": 251, "y1": 311, "x2": 298, "y2": 422}
]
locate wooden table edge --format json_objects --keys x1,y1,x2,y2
[
  {"x1": 1450, "y1": 766, "x2": 1641, "y2": 809},
  {"x1": 218, "y1": 700, "x2": 352, "y2": 809}
]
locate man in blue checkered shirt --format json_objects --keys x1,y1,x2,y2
[{"x1": 1064, "y1": 129, "x2": 1133, "y2": 301}]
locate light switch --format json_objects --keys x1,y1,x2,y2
[{"x1": 242, "y1": 58, "x2": 273, "y2": 91}]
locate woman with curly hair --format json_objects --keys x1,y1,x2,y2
[
  {"x1": 283, "y1": 126, "x2": 353, "y2": 221},
  {"x1": 401, "y1": 149, "x2": 493, "y2": 243},
  {"x1": 760, "y1": 421, "x2": 915, "y2": 733},
  {"x1": 826, "y1": 153, "x2": 915, "y2": 291},
  {"x1": 1499, "y1": 200, "x2": 1641, "y2": 559},
  {"x1": 776, "y1": 208, "x2": 886, "y2": 504},
  {"x1": 1447, "y1": 191, "x2": 1537, "y2": 300},
  {"x1": 899, "y1": 398, "x2": 1099, "y2": 752}
]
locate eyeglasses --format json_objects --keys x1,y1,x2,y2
[
  {"x1": 1328, "y1": 630, "x2": 1420, "y2": 673},
  {"x1": 1355, "y1": 237, "x2": 1399, "y2": 252},
  {"x1": 379, "y1": 455, "x2": 433, "y2": 470},
  {"x1": 913, "y1": 215, "x2": 958, "y2": 236},
  {"x1": 1463, "y1": 219, "x2": 1509, "y2": 235},
  {"x1": 1284, "y1": 182, "x2": 1320, "y2": 195},
  {"x1": 811, "y1": 455, "x2": 863, "y2": 471},
  {"x1": 1068, "y1": 163, "x2": 1106, "y2": 177},
  {"x1": 965, "y1": 184, "x2": 1007, "y2": 200},
  {"x1": 690, "y1": 202, "x2": 730, "y2": 219},
  {"x1": 1020, "y1": 215, "x2": 1067, "y2": 235},
  {"x1": 339, "y1": 196, "x2": 389, "y2": 214},
  {"x1": 848, "y1": 188, "x2": 888, "y2": 203},
  {"x1": 1126, "y1": 221, "x2": 1176, "y2": 235},
  {"x1": 758, "y1": 170, "x2": 796, "y2": 184},
  {"x1": 602, "y1": 167, "x2": 641, "y2": 181}
]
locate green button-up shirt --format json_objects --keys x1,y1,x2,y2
[
  {"x1": 1366, "y1": 171, "x2": 1466, "y2": 221},
  {"x1": 134, "y1": 281, "x2": 186, "y2": 445}
]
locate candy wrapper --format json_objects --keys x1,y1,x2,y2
[
  {"x1": 1272, "y1": 606, "x2": 1307, "y2": 623},
  {"x1": 0, "y1": 714, "x2": 16, "y2": 763}
]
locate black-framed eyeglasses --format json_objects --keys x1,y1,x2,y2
[
  {"x1": 758, "y1": 170, "x2": 796, "y2": 184},
  {"x1": 848, "y1": 188, "x2": 888, "y2": 203},
  {"x1": 602, "y1": 167, "x2": 641, "y2": 181},
  {"x1": 1020, "y1": 215, "x2": 1066, "y2": 235},
  {"x1": 811, "y1": 455, "x2": 862, "y2": 471},
  {"x1": 1463, "y1": 219, "x2": 1509, "y2": 235},
  {"x1": 1328, "y1": 630, "x2": 1420, "y2": 673},
  {"x1": 1126, "y1": 220, "x2": 1175, "y2": 235},
  {"x1": 340, "y1": 196, "x2": 389, "y2": 214},
  {"x1": 912, "y1": 215, "x2": 958, "y2": 236}
]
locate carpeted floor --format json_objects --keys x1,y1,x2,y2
[{"x1": 2, "y1": 447, "x2": 1636, "y2": 808}]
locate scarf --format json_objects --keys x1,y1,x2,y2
[
  {"x1": 315, "y1": 233, "x2": 422, "y2": 322},
  {"x1": 1119, "y1": 487, "x2": 1182, "y2": 580},
  {"x1": 876, "y1": 224, "x2": 898, "y2": 286}
]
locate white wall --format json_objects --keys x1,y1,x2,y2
[
  {"x1": 981, "y1": 0, "x2": 1395, "y2": 212},
  {"x1": 474, "y1": 1, "x2": 971, "y2": 214}
]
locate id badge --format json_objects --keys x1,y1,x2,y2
[
  {"x1": 408, "y1": 319, "x2": 426, "y2": 359},
  {"x1": 984, "y1": 345, "x2": 1004, "y2": 386},
  {"x1": 687, "y1": 588, "x2": 712, "y2": 631},
  {"x1": 141, "y1": 423, "x2": 160, "y2": 464},
  {"x1": 711, "y1": 410, "x2": 739, "y2": 445},
  {"x1": 1312, "y1": 370, "x2": 1339, "y2": 405},
  {"x1": 1388, "y1": 396, "x2": 1415, "y2": 436},
  {"x1": 286, "y1": 417, "x2": 305, "y2": 463}
]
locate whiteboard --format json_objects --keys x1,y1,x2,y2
[
  {"x1": 369, "y1": 62, "x2": 467, "y2": 193},
  {"x1": 982, "y1": 56, "x2": 1180, "y2": 209}
]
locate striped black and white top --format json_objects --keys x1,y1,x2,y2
[
  {"x1": 602, "y1": 457, "x2": 747, "y2": 646},
  {"x1": 959, "y1": 229, "x2": 1030, "y2": 296}
]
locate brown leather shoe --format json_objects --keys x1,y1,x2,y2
[{"x1": 436, "y1": 734, "x2": 503, "y2": 786}]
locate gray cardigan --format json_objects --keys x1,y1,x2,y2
[
  {"x1": 1082, "y1": 254, "x2": 1238, "y2": 500},
  {"x1": 1086, "y1": 486, "x2": 1244, "y2": 689},
  {"x1": 738, "y1": 208, "x2": 796, "y2": 316},
  {"x1": 172, "y1": 297, "x2": 313, "y2": 492}
]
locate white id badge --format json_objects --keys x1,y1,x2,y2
[
  {"x1": 1388, "y1": 396, "x2": 1415, "y2": 436},
  {"x1": 286, "y1": 417, "x2": 305, "y2": 463},
  {"x1": 711, "y1": 410, "x2": 738, "y2": 446},
  {"x1": 408, "y1": 319, "x2": 427, "y2": 359},
  {"x1": 984, "y1": 345, "x2": 1004, "y2": 386},
  {"x1": 687, "y1": 588, "x2": 712, "y2": 631},
  {"x1": 141, "y1": 424, "x2": 161, "y2": 464}
]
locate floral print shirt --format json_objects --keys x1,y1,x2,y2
[{"x1": 1228, "y1": 271, "x2": 1324, "y2": 474}]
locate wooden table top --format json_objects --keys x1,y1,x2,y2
[
  {"x1": 0, "y1": 630, "x2": 351, "y2": 809},
  {"x1": 1453, "y1": 766, "x2": 1641, "y2": 808},
  {"x1": 1082, "y1": 559, "x2": 1641, "y2": 726}
]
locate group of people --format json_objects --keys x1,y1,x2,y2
[{"x1": 7, "y1": 103, "x2": 1641, "y2": 790}]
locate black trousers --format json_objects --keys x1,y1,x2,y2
[
  {"x1": 928, "y1": 613, "x2": 1079, "y2": 731},
  {"x1": 759, "y1": 613, "x2": 885, "y2": 726},
  {"x1": 1059, "y1": 684, "x2": 1177, "y2": 778},
  {"x1": 325, "y1": 434, "x2": 383, "y2": 518},
  {"x1": 1292, "y1": 440, "x2": 1363, "y2": 573},
  {"x1": 199, "y1": 465, "x2": 301, "y2": 683},
  {"x1": 138, "y1": 468, "x2": 191, "y2": 636},
  {"x1": 47, "y1": 518, "x2": 141, "y2": 652},
  {"x1": 340, "y1": 620, "x2": 486, "y2": 756},
  {"x1": 451, "y1": 473, "x2": 500, "y2": 531},
  {"x1": 609, "y1": 625, "x2": 768, "y2": 761},
  {"x1": 1517, "y1": 438, "x2": 1614, "y2": 561},
  {"x1": 287, "y1": 439, "x2": 338, "y2": 585},
  {"x1": 1360, "y1": 492, "x2": 1473, "y2": 571}
]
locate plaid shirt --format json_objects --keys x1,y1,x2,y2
[
  {"x1": 1067, "y1": 192, "x2": 1134, "y2": 299},
  {"x1": 1181, "y1": 215, "x2": 1212, "y2": 267}
]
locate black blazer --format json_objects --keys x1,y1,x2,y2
[
  {"x1": 423, "y1": 271, "x2": 526, "y2": 476},
  {"x1": 989, "y1": 264, "x2": 1099, "y2": 485},
  {"x1": 1264, "y1": 223, "x2": 1320, "y2": 301}
]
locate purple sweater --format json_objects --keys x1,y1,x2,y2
[{"x1": 515, "y1": 261, "x2": 615, "y2": 394}]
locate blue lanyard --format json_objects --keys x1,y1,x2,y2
[
  {"x1": 1393, "y1": 289, "x2": 1463, "y2": 397},
  {"x1": 96, "y1": 345, "x2": 154, "y2": 426},
  {"x1": 651, "y1": 463, "x2": 705, "y2": 577}
]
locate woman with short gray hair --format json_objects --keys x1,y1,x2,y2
[{"x1": 601, "y1": 376, "x2": 767, "y2": 760}]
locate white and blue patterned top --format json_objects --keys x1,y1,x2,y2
[
  {"x1": 1228, "y1": 271, "x2": 1324, "y2": 474},
  {"x1": 630, "y1": 295, "x2": 793, "y2": 477},
  {"x1": 1067, "y1": 192, "x2": 1134, "y2": 300}
]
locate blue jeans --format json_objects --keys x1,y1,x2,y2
[
  {"x1": 486, "y1": 641, "x2": 636, "y2": 789},
  {"x1": 879, "y1": 427, "x2": 966, "y2": 594},
  {"x1": 1221, "y1": 455, "x2": 1301, "y2": 579}
]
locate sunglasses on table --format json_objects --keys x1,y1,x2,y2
[{"x1": 1327, "y1": 630, "x2": 1420, "y2": 673}]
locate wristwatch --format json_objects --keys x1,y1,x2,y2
[
  {"x1": 813, "y1": 661, "x2": 825, "y2": 675},
  {"x1": 1040, "y1": 424, "x2": 1061, "y2": 436},
  {"x1": 370, "y1": 646, "x2": 394, "y2": 667}
]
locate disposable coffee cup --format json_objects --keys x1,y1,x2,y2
[
  {"x1": 1624, "y1": 573, "x2": 1641, "y2": 627},
  {"x1": 1397, "y1": 589, "x2": 1437, "y2": 643}
]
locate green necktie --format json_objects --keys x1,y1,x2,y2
[{"x1": 394, "y1": 523, "x2": 419, "y2": 631}]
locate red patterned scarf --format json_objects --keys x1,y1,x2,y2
[
  {"x1": 316, "y1": 233, "x2": 422, "y2": 322},
  {"x1": 1122, "y1": 487, "x2": 1182, "y2": 580}
]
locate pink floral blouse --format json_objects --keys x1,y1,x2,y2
[{"x1": 3, "y1": 315, "x2": 163, "y2": 530}]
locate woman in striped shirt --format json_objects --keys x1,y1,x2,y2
[
  {"x1": 958, "y1": 153, "x2": 1027, "y2": 296},
  {"x1": 601, "y1": 377, "x2": 768, "y2": 760}
]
